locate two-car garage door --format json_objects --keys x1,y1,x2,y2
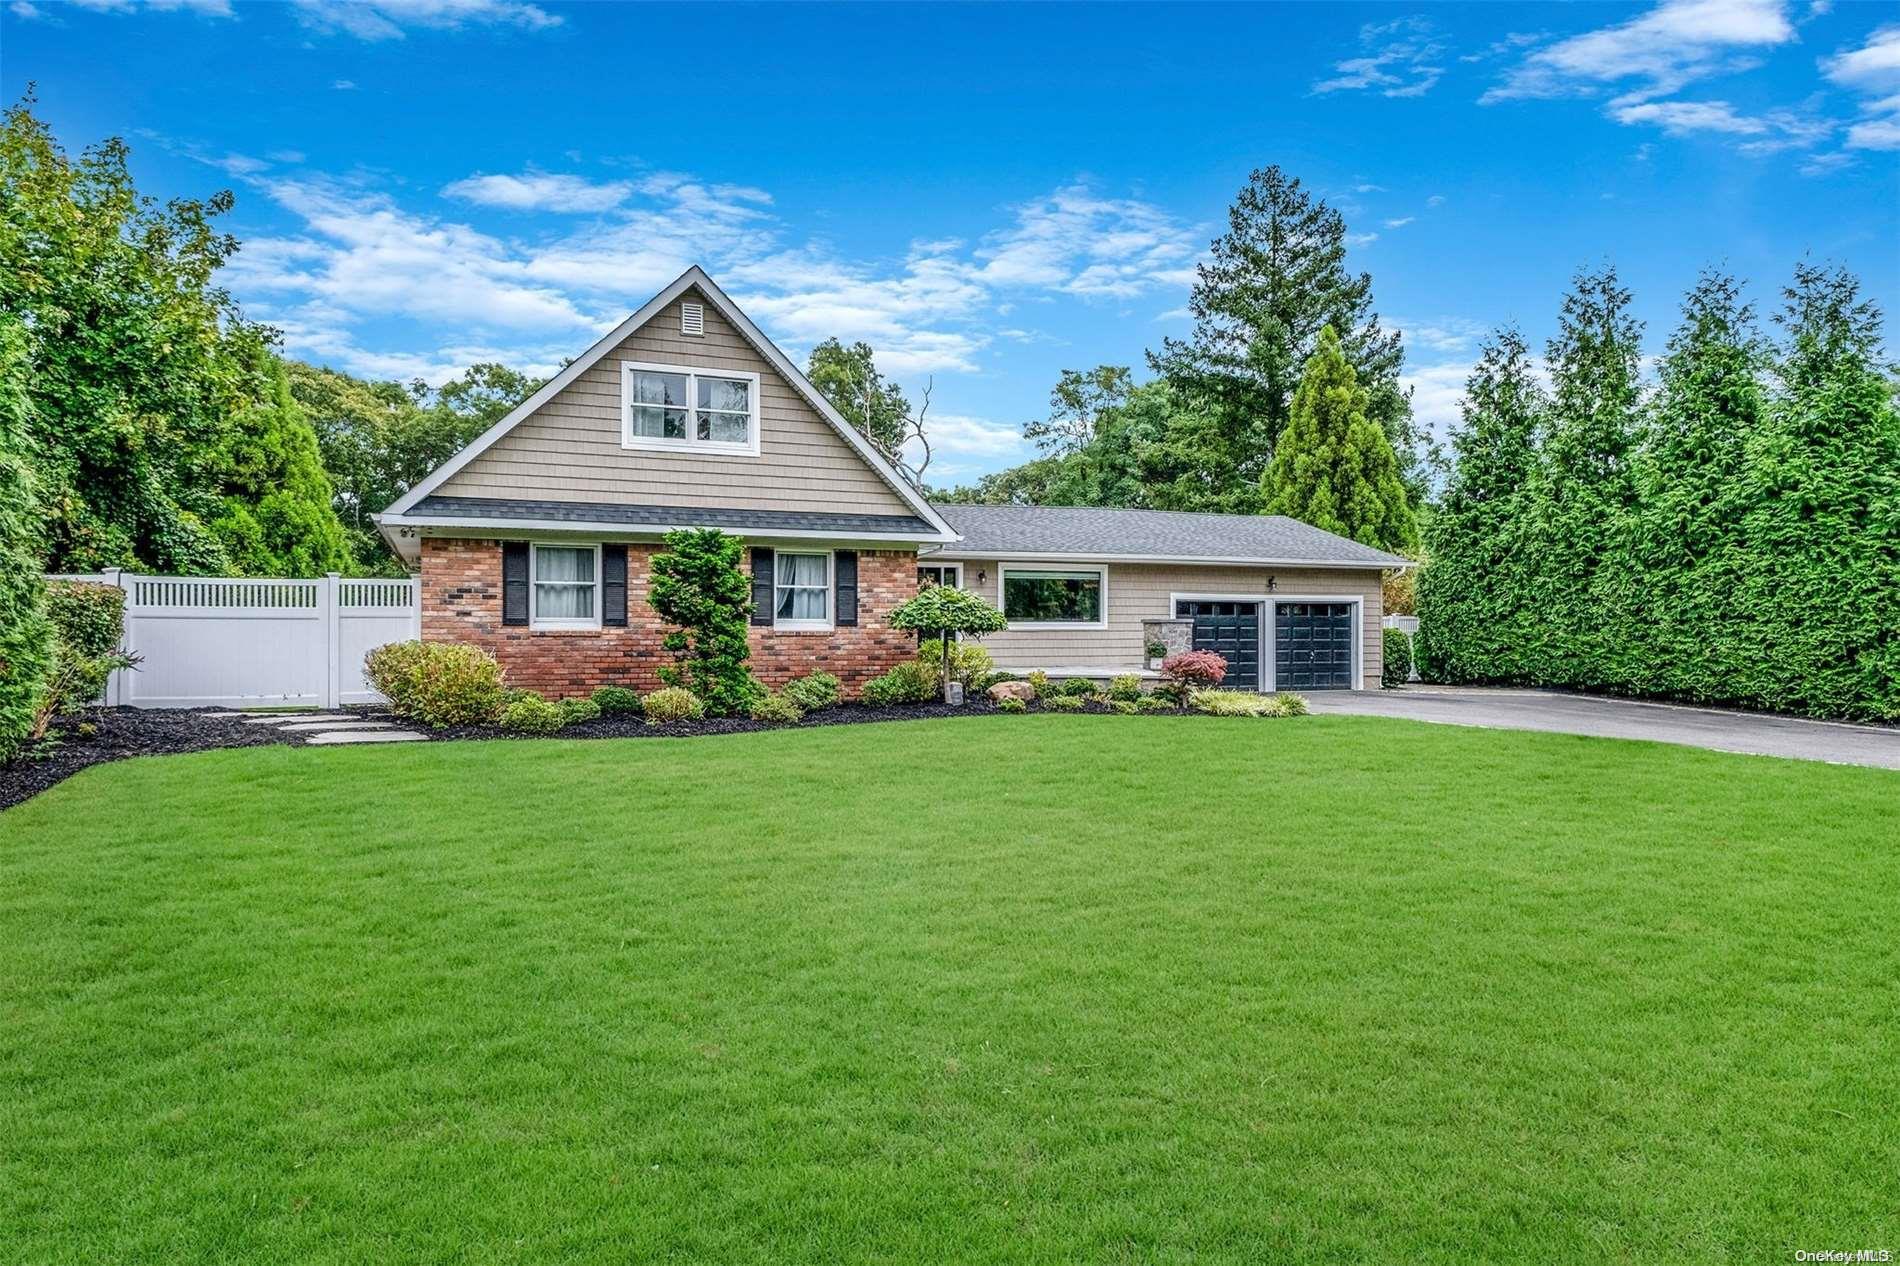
[{"x1": 1174, "y1": 600, "x2": 1356, "y2": 690}]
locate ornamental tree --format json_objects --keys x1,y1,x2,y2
[
  {"x1": 885, "y1": 585, "x2": 1006, "y2": 703},
  {"x1": 1159, "y1": 650, "x2": 1227, "y2": 706},
  {"x1": 648, "y1": 528, "x2": 760, "y2": 715}
]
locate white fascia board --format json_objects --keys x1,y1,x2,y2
[
  {"x1": 378, "y1": 511, "x2": 952, "y2": 547},
  {"x1": 917, "y1": 548, "x2": 1406, "y2": 570}
]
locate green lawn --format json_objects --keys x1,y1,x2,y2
[{"x1": 2, "y1": 716, "x2": 1895, "y2": 1263}]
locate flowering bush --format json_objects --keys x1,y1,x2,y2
[{"x1": 1160, "y1": 650, "x2": 1227, "y2": 702}]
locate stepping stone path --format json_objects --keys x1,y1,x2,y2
[{"x1": 208, "y1": 710, "x2": 427, "y2": 744}]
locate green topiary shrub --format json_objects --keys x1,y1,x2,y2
[
  {"x1": 749, "y1": 692, "x2": 804, "y2": 724},
  {"x1": 500, "y1": 695, "x2": 565, "y2": 735},
  {"x1": 590, "y1": 685, "x2": 642, "y2": 716},
  {"x1": 364, "y1": 640, "x2": 506, "y2": 728},
  {"x1": 648, "y1": 528, "x2": 762, "y2": 716},
  {"x1": 1058, "y1": 676, "x2": 1101, "y2": 698},
  {"x1": 861, "y1": 660, "x2": 937, "y2": 706},
  {"x1": 1382, "y1": 628, "x2": 1413, "y2": 689},
  {"x1": 995, "y1": 696, "x2": 1027, "y2": 713},
  {"x1": 641, "y1": 686, "x2": 705, "y2": 724},
  {"x1": 1044, "y1": 694, "x2": 1085, "y2": 711},
  {"x1": 1026, "y1": 670, "x2": 1054, "y2": 700},
  {"x1": 558, "y1": 697, "x2": 602, "y2": 725},
  {"x1": 781, "y1": 671, "x2": 840, "y2": 713},
  {"x1": 1108, "y1": 674, "x2": 1144, "y2": 703}
]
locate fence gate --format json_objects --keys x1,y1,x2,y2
[{"x1": 53, "y1": 571, "x2": 420, "y2": 709}]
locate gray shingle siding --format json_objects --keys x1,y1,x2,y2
[{"x1": 928, "y1": 503, "x2": 1409, "y2": 567}]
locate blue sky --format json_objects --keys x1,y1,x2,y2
[{"x1": 4, "y1": 0, "x2": 1896, "y2": 484}]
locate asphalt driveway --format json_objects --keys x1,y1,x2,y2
[{"x1": 1305, "y1": 686, "x2": 1900, "y2": 770}]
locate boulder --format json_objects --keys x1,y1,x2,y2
[{"x1": 988, "y1": 679, "x2": 1036, "y2": 702}]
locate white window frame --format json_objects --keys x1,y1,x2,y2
[
  {"x1": 917, "y1": 563, "x2": 962, "y2": 589},
  {"x1": 529, "y1": 542, "x2": 601, "y2": 630},
  {"x1": 999, "y1": 565, "x2": 1109, "y2": 630},
  {"x1": 773, "y1": 549, "x2": 833, "y2": 631},
  {"x1": 620, "y1": 360, "x2": 762, "y2": 458}
]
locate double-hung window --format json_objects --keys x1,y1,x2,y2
[
  {"x1": 622, "y1": 361, "x2": 760, "y2": 456},
  {"x1": 1001, "y1": 567, "x2": 1106, "y2": 627},
  {"x1": 774, "y1": 552, "x2": 830, "y2": 629},
  {"x1": 531, "y1": 543, "x2": 598, "y2": 628}
]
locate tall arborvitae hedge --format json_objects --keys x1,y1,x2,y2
[
  {"x1": 1418, "y1": 263, "x2": 1900, "y2": 722},
  {"x1": 0, "y1": 312, "x2": 52, "y2": 760},
  {"x1": 1414, "y1": 328, "x2": 1545, "y2": 684}
]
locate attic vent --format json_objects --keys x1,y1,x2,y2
[{"x1": 680, "y1": 301, "x2": 705, "y2": 336}]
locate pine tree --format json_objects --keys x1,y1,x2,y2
[
  {"x1": 1519, "y1": 266, "x2": 1644, "y2": 686},
  {"x1": 211, "y1": 350, "x2": 352, "y2": 577},
  {"x1": 1618, "y1": 272, "x2": 1765, "y2": 700},
  {"x1": 1414, "y1": 327, "x2": 1547, "y2": 683},
  {"x1": 1261, "y1": 327, "x2": 1417, "y2": 553},
  {"x1": 1150, "y1": 165, "x2": 1421, "y2": 496},
  {"x1": 1733, "y1": 264, "x2": 1900, "y2": 719}
]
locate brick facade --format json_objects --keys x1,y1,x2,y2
[{"x1": 419, "y1": 537, "x2": 920, "y2": 699}]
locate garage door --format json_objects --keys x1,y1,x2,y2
[
  {"x1": 1274, "y1": 602, "x2": 1355, "y2": 690},
  {"x1": 1174, "y1": 600, "x2": 1260, "y2": 690}
]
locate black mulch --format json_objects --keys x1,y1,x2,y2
[
  {"x1": 0, "y1": 709, "x2": 301, "y2": 812},
  {"x1": 3, "y1": 696, "x2": 1160, "y2": 810}
]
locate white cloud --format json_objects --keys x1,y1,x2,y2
[
  {"x1": 913, "y1": 414, "x2": 1028, "y2": 462},
  {"x1": 1314, "y1": 16, "x2": 1446, "y2": 98},
  {"x1": 442, "y1": 171, "x2": 635, "y2": 213},
  {"x1": 1425, "y1": 193, "x2": 1446, "y2": 206},
  {"x1": 1824, "y1": 25, "x2": 1900, "y2": 149},
  {"x1": 971, "y1": 183, "x2": 1201, "y2": 300},
  {"x1": 22, "y1": 0, "x2": 232, "y2": 13},
  {"x1": 9, "y1": 0, "x2": 42, "y2": 16},
  {"x1": 1383, "y1": 216, "x2": 1416, "y2": 229},
  {"x1": 1609, "y1": 97, "x2": 1830, "y2": 149},
  {"x1": 332, "y1": 79, "x2": 357, "y2": 90},
  {"x1": 1402, "y1": 361, "x2": 1472, "y2": 447},
  {"x1": 1347, "y1": 232, "x2": 1380, "y2": 247},
  {"x1": 1353, "y1": 182, "x2": 1387, "y2": 193},
  {"x1": 290, "y1": 0, "x2": 559, "y2": 41},
  {"x1": 1798, "y1": 149, "x2": 1855, "y2": 174},
  {"x1": 1482, "y1": 0, "x2": 1793, "y2": 105},
  {"x1": 1396, "y1": 316, "x2": 1488, "y2": 355}
]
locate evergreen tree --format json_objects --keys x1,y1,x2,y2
[
  {"x1": 1149, "y1": 165, "x2": 1421, "y2": 496},
  {"x1": 0, "y1": 311, "x2": 52, "y2": 760},
  {"x1": 1733, "y1": 264, "x2": 1900, "y2": 719},
  {"x1": 1261, "y1": 327, "x2": 1416, "y2": 552},
  {"x1": 1414, "y1": 327, "x2": 1546, "y2": 683},
  {"x1": 1617, "y1": 272, "x2": 1766, "y2": 699},
  {"x1": 210, "y1": 351, "x2": 352, "y2": 577},
  {"x1": 1519, "y1": 266, "x2": 1644, "y2": 686}
]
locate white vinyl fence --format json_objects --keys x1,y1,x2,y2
[{"x1": 50, "y1": 571, "x2": 419, "y2": 709}]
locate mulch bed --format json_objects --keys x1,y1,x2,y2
[
  {"x1": 0, "y1": 709, "x2": 300, "y2": 812},
  {"x1": 4, "y1": 696, "x2": 1157, "y2": 810}
]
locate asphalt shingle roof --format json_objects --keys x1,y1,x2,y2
[{"x1": 928, "y1": 502, "x2": 1409, "y2": 568}]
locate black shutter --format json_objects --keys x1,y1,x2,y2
[
  {"x1": 834, "y1": 550, "x2": 859, "y2": 627},
  {"x1": 502, "y1": 541, "x2": 529, "y2": 626},
  {"x1": 749, "y1": 547, "x2": 775, "y2": 627},
  {"x1": 601, "y1": 544, "x2": 628, "y2": 626}
]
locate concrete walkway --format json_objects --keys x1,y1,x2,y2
[{"x1": 1304, "y1": 686, "x2": 1900, "y2": 771}]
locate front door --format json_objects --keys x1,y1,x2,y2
[
  {"x1": 1174, "y1": 600, "x2": 1261, "y2": 691},
  {"x1": 1274, "y1": 602, "x2": 1356, "y2": 689}
]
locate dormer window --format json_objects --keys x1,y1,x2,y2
[{"x1": 621, "y1": 360, "x2": 760, "y2": 456}]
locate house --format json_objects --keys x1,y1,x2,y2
[{"x1": 377, "y1": 268, "x2": 1409, "y2": 699}]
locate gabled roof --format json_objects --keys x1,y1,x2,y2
[
  {"x1": 379, "y1": 266, "x2": 957, "y2": 541},
  {"x1": 926, "y1": 502, "x2": 1412, "y2": 569},
  {"x1": 408, "y1": 495, "x2": 937, "y2": 539}
]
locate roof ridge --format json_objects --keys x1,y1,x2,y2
[{"x1": 930, "y1": 500, "x2": 1303, "y2": 525}]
